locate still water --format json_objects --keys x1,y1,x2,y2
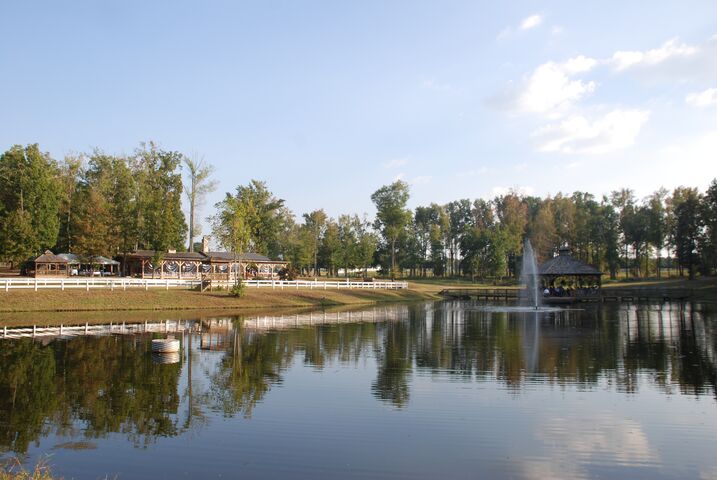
[{"x1": 1, "y1": 301, "x2": 716, "y2": 479}]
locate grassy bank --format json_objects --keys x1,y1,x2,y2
[{"x1": 0, "y1": 286, "x2": 439, "y2": 315}]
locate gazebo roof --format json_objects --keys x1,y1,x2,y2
[
  {"x1": 34, "y1": 250, "x2": 68, "y2": 263},
  {"x1": 539, "y1": 247, "x2": 602, "y2": 276}
]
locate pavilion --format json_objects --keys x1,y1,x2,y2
[
  {"x1": 538, "y1": 246, "x2": 602, "y2": 298},
  {"x1": 119, "y1": 250, "x2": 288, "y2": 280},
  {"x1": 30, "y1": 250, "x2": 69, "y2": 277}
]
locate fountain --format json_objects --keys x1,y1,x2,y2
[
  {"x1": 468, "y1": 238, "x2": 564, "y2": 313},
  {"x1": 520, "y1": 238, "x2": 541, "y2": 309}
]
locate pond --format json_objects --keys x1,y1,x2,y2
[{"x1": 1, "y1": 301, "x2": 716, "y2": 479}]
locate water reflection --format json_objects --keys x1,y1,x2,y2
[{"x1": 0, "y1": 301, "x2": 715, "y2": 462}]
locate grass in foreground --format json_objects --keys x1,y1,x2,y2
[
  {"x1": 1, "y1": 459, "x2": 57, "y2": 480},
  {"x1": 0, "y1": 286, "x2": 439, "y2": 314}
]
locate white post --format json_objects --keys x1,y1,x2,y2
[
  {"x1": 166, "y1": 279, "x2": 169, "y2": 291},
  {"x1": 60, "y1": 324, "x2": 63, "y2": 336},
  {"x1": 86, "y1": 280, "x2": 90, "y2": 292},
  {"x1": 34, "y1": 279, "x2": 38, "y2": 292},
  {"x1": 3, "y1": 326, "x2": 6, "y2": 338},
  {"x1": 61, "y1": 279, "x2": 65, "y2": 291},
  {"x1": 85, "y1": 322, "x2": 89, "y2": 334},
  {"x1": 33, "y1": 325, "x2": 36, "y2": 337}
]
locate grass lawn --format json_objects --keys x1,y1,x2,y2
[{"x1": 0, "y1": 286, "x2": 439, "y2": 316}]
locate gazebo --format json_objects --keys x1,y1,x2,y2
[
  {"x1": 57, "y1": 253, "x2": 120, "y2": 276},
  {"x1": 539, "y1": 247, "x2": 602, "y2": 299},
  {"x1": 32, "y1": 250, "x2": 69, "y2": 277}
]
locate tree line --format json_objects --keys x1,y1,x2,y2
[{"x1": 1, "y1": 143, "x2": 715, "y2": 279}]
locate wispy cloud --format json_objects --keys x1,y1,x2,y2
[
  {"x1": 495, "y1": 55, "x2": 597, "y2": 114},
  {"x1": 421, "y1": 79, "x2": 453, "y2": 92},
  {"x1": 533, "y1": 109, "x2": 650, "y2": 155},
  {"x1": 686, "y1": 88, "x2": 717, "y2": 108},
  {"x1": 410, "y1": 175, "x2": 432, "y2": 185},
  {"x1": 610, "y1": 37, "x2": 698, "y2": 72},
  {"x1": 520, "y1": 14, "x2": 543, "y2": 31},
  {"x1": 497, "y1": 13, "x2": 544, "y2": 39},
  {"x1": 382, "y1": 158, "x2": 409, "y2": 169}
]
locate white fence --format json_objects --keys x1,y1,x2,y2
[{"x1": 0, "y1": 277, "x2": 408, "y2": 292}]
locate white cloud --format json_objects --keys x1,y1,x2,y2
[
  {"x1": 520, "y1": 14, "x2": 543, "y2": 31},
  {"x1": 533, "y1": 109, "x2": 650, "y2": 154},
  {"x1": 382, "y1": 158, "x2": 409, "y2": 169},
  {"x1": 421, "y1": 79, "x2": 453, "y2": 92},
  {"x1": 515, "y1": 56, "x2": 597, "y2": 113},
  {"x1": 686, "y1": 88, "x2": 717, "y2": 107},
  {"x1": 611, "y1": 38, "x2": 698, "y2": 71},
  {"x1": 410, "y1": 175, "x2": 432, "y2": 185}
]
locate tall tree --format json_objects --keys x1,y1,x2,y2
[
  {"x1": 183, "y1": 155, "x2": 218, "y2": 252},
  {"x1": 0, "y1": 144, "x2": 61, "y2": 264},
  {"x1": 133, "y1": 143, "x2": 187, "y2": 252},
  {"x1": 670, "y1": 187, "x2": 702, "y2": 279},
  {"x1": 303, "y1": 209, "x2": 328, "y2": 276},
  {"x1": 702, "y1": 179, "x2": 717, "y2": 275},
  {"x1": 371, "y1": 181, "x2": 411, "y2": 277}
]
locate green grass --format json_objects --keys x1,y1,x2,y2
[{"x1": 0, "y1": 286, "x2": 439, "y2": 315}]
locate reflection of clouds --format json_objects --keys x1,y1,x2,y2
[
  {"x1": 701, "y1": 466, "x2": 717, "y2": 480},
  {"x1": 522, "y1": 413, "x2": 658, "y2": 479}
]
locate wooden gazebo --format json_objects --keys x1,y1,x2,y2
[
  {"x1": 539, "y1": 247, "x2": 602, "y2": 299},
  {"x1": 32, "y1": 250, "x2": 69, "y2": 277}
]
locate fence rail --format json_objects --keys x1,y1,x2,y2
[{"x1": 0, "y1": 277, "x2": 408, "y2": 292}]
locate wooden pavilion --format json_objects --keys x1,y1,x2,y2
[
  {"x1": 57, "y1": 253, "x2": 120, "y2": 276},
  {"x1": 539, "y1": 247, "x2": 602, "y2": 300},
  {"x1": 120, "y1": 250, "x2": 288, "y2": 280},
  {"x1": 31, "y1": 250, "x2": 69, "y2": 277}
]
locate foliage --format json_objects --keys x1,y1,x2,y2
[
  {"x1": 229, "y1": 280, "x2": 246, "y2": 297},
  {"x1": 183, "y1": 155, "x2": 218, "y2": 252}
]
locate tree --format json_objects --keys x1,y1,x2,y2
[
  {"x1": 0, "y1": 144, "x2": 61, "y2": 264},
  {"x1": 371, "y1": 181, "x2": 411, "y2": 277},
  {"x1": 303, "y1": 209, "x2": 327, "y2": 276},
  {"x1": 670, "y1": 187, "x2": 702, "y2": 279},
  {"x1": 183, "y1": 155, "x2": 218, "y2": 252},
  {"x1": 133, "y1": 143, "x2": 187, "y2": 252},
  {"x1": 646, "y1": 189, "x2": 668, "y2": 277},
  {"x1": 702, "y1": 179, "x2": 717, "y2": 275},
  {"x1": 211, "y1": 193, "x2": 252, "y2": 282}
]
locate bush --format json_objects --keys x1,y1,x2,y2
[
  {"x1": 229, "y1": 281, "x2": 245, "y2": 297},
  {"x1": 278, "y1": 266, "x2": 298, "y2": 280}
]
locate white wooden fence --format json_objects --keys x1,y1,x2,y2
[{"x1": 0, "y1": 277, "x2": 408, "y2": 292}]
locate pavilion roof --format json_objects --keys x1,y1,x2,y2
[
  {"x1": 58, "y1": 253, "x2": 121, "y2": 265},
  {"x1": 122, "y1": 250, "x2": 286, "y2": 263},
  {"x1": 538, "y1": 248, "x2": 602, "y2": 276},
  {"x1": 34, "y1": 250, "x2": 68, "y2": 263}
]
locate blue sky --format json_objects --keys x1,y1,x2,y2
[{"x1": 2, "y1": 1, "x2": 716, "y2": 227}]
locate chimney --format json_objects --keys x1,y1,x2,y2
[{"x1": 202, "y1": 235, "x2": 210, "y2": 253}]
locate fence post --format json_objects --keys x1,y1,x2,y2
[
  {"x1": 3, "y1": 326, "x2": 6, "y2": 338},
  {"x1": 60, "y1": 324, "x2": 63, "y2": 336},
  {"x1": 61, "y1": 279, "x2": 64, "y2": 291},
  {"x1": 166, "y1": 279, "x2": 169, "y2": 291},
  {"x1": 85, "y1": 322, "x2": 89, "y2": 334},
  {"x1": 33, "y1": 325, "x2": 36, "y2": 337},
  {"x1": 34, "y1": 279, "x2": 38, "y2": 292},
  {"x1": 86, "y1": 280, "x2": 89, "y2": 292}
]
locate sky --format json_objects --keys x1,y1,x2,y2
[{"x1": 1, "y1": 1, "x2": 716, "y2": 228}]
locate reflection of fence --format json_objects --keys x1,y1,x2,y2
[
  {"x1": 242, "y1": 306, "x2": 409, "y2": 332},
  {"x1": 0, "y1": 278, "x2": 408, "y2": 291},
  {"x1": 0, "y1": 319, "x2": 196, "y2": 340},
  {"x1": 0, "y1": 305, "x2": 409, "y2": 340}
]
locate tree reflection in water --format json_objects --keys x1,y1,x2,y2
[{"x1": 0, "y1": 301, "x2": 715, "y2": 456}]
